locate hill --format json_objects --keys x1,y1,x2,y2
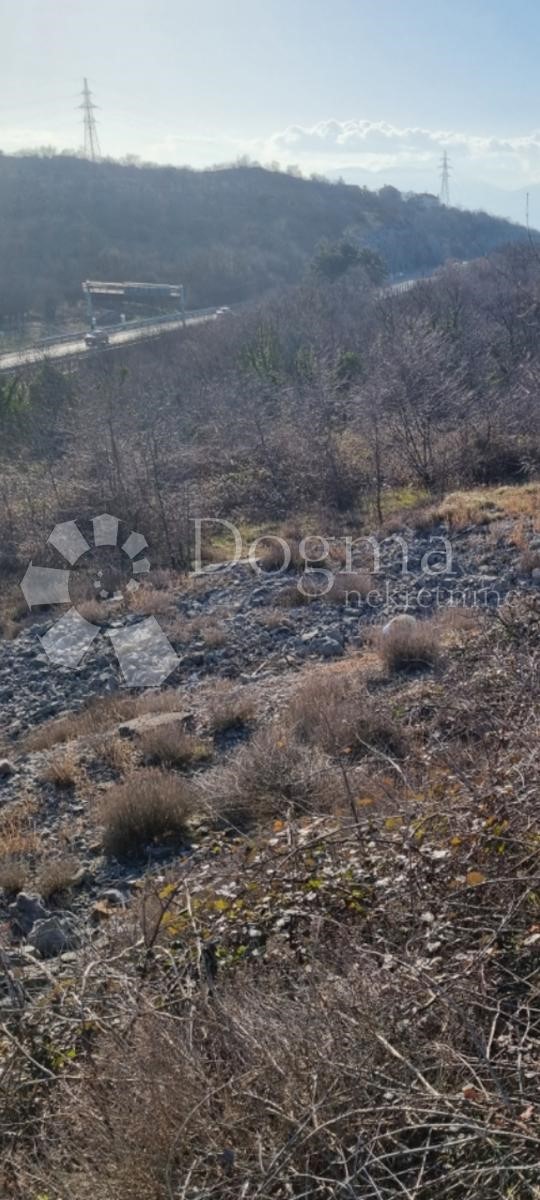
[{"x1": 0, "y1": 153, "x2": 530, "y2": 322}]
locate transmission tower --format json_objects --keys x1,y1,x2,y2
[
  {"x1": 439, "y1": 150, "x2": 451, "y2": 206},
  {"x1": 79, "y1": 78, "x2": 101, "y2": 160}
]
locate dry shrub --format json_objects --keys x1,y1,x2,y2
[
  {"x1": 287, "y1": 668, "x2": 407, "y2": 759},
  {"x1": 0, "y1": 857, "x2": 28, "y2": 895},
  {"x1": 198, "y1": 621, "x2": 227, "y2": 648},
  {"x1": 99, "y1": 769, "x2": 193, "y2": 859},
  {"x1": 0, "y1": 585, "x2": 28, "y2": 639},
  {"x1": 379, "y1": 619, "x2": 440, "y2": 674},
  {"x1": 139, "y1": 725, "x2": 212, "y2": 768},
  {"x1": 27, "y1": 943, "x2": 534, "y2": 1200},
  {"x1": 203, "y1": 726, "x2": 331, "y2": 826},
  {"x1": 519, "y1": 548, "x2": 540, "y2": 575},
  {"x1": 127, "y1": 584, "x2": 175, "y2": 616},
  {"x1": 76, "y1": 598, "x2": 104, "y2": 624},
  {"x1": 148, "y1": 568, "x2": 180, "y2": 591},
  {"x1": 41, "y1": 750, "x2": 78, "y2": 788},
  {"x1": 0, "y1": 617, "x2": 22, "y2": 640},
  {"x1": 97, "y1": 736, "x2": 131, "y2": 774},
  {"x1": 406, "y1": 505, "x2": 439, "y2": 532},
  {"x1": 23, "y1": 689, "x2": 184, "y2": 752},
  {"x1": 255, "y1": 535, "x2": 291, "y2": 573},
  {"x1": 35, "y1": 855, "x2": 81, "y2": 900},
  {"x1": 255, "y1": 525, "x2": 327, "y2": 574},
  {"x1": 24, "y1": 697, "x2": 137, "y2": 752},
  {"x1": 326, "y1": 570, "x2": 372, "y2": 604},
  {"x1": 274, "y1": 582, "x2": 311, "y2": 607},
  {"x1": 0, "y1": 799, "x2": 40, "y2": 862},
  {"x1": 163, "y1": 614, "x2": 192, "y2": 644},
  {"x1": 254, "y1": 607, "x2": 293, "y2": 629},
  {"x1": 433, "y1": 606, "x2": 480, "y2": 633},
  {"x1": 135, "y1": 689, "x2": 185, "y2": 716},
  {"x1": 206, "y1": 681, "x2": 257, "y2": 733},
  {"x1": 431, "y1": 482, "x2": 540, "y2": 531}
]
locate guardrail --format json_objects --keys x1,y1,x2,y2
[
  {"x1": 32, "y1": 307, "x2": 219, "y2": 347},
  {"x1": 0, "y1": 307, "x2": 222, "y2": 374}
]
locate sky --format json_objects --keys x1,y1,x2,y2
[{"x1": 2, "y1": 0, "x2": 540, "y2": 222}]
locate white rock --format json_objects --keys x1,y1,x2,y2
[{"x1": 382, "y1": 614, "x2": 417, "y2": 637}]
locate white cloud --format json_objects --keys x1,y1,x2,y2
[{"x1": 262, "y1": 119, "x2": 540, "y2": 185}]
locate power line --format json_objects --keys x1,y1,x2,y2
[
  {"x1": 439, "y1": 150, "x2": 451, "y2": 206},
  {"x1": 78, "y1": 78, "x2": 101, "y2": 160}
]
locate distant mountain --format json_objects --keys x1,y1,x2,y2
[{"x1": 0, "y1": 153, "x2": 531, "y2": 322}]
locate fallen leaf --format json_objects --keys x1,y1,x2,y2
[{"x1": 466, "y1": 870, "x2": 486, "y2": 886}]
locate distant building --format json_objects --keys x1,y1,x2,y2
[{"x1": 412, "y1": 193, "x2": 440, "y2": 210}]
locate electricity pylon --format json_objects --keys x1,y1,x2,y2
[
  {"x1": 440, "y1": 150, "x2": 451, "y2": 206},
  {"x1": 79, "y1": 78, "x2": 101, "y2": 161}
]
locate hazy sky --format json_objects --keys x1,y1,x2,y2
[{"x1": 2, "y1": 0, "x2": 540, "y2": 220}]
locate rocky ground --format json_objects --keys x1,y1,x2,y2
[
  {"x1": 1, "y1": 512, "x2": 536, "y2": 741},
  {"x1": 0, "y1": 490, "x2": 539, "y2": 1198},
  {"x1": 0, "y1": 503, "x2": 537, "y2": 951}
]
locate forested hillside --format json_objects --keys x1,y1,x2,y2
[{"x1": 0, "y1": 153, "x2": 529, "y2": 321}]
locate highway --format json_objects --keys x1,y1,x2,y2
[
  {"x1": 0, "y1": 309, "x2": 219, "y2": 374},
  {"x1": 0, "y1": 271, "x2": 437, "y2": 375}
]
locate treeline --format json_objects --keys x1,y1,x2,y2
[
  {"x1": 0, "y1": 153, "x2": 529, "y2": 322},
  {"x1": 1, "y1": 243, "x2": 539, "y2": 567}
]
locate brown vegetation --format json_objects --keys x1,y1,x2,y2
[
  {"x1": 206, "y1": 680, "x2": 257, "y2": 733},
  {"x1": 139, "y1": 725, "x2": 212, "y2": 768},
  {"x1": 23, "y1": 689, "x2": 184, "y2": 752},
  {"x1": 287, "y1": 667, "x2": 407, "y2": 758},
  {"x1": 379, "y1": 618, "x2": 441, "y2": 674},
  {"x1": 98, "y1": 769, "x2": 193, "y2": 859},
  {"x1": 40, "y1": 749, "x2": 78, "y2": 788},
  {"x1": 35, "y1": 855, "x2": 82, "y2": 900}
]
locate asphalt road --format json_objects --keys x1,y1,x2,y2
[
  {"x1": 0, "y1": 310, "x2": 219, "y2": 373},
  {"x1": 0, "y1": 272, "x2": 436, "y2": 374}
]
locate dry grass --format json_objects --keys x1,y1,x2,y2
[
  {"x1": 98, "y1": 769, "x2": 193, "y2": 860},
  {"x1": 127, "y1": 584, "x2": 176, "y2": 616},
  {"x1": 198, "y1": 622, "x2": 227, "y2": 648},
  {"x1": 27, "y1": 947, "x2": 539, "y2": 1200},
  {"x1": 432, "y1": 606, "x2": 481, "y2": 634},
  {"x1": 202, "y1": 725, "x2": 332, "y2": 827},
  {"x1": 40, "y1": 749, "x2": 78, "y2": 788},
  {"x1": 139, "y1": 725, "x2": 212, "y2": 768},
  {"x1": 0, "y1": 584, "x2": 28, "y2": 639},
  {"x1": 287, "y1": 668, "x2": 407, "y2": 759},
  {"x1": 326, "y1": 570, "x2": 373, "y2": 604},
  {"x1": 519, "y1": 548, "x2": 540, "y2": 575},
  {"x1": 274, "y1": 582, "x2": 311, "y2": 607},
  {"x1": 428, "y1": 481, "x2": 540, "y2": 530},
  {"x1": 254, "y1": 526, "x2": 331, "y2": 574},
  {"x1": 206, "y1": 680, "x2": 257, "y2": 733},
  {"x1": 35, "y1": 855, "x2": 82, "y2": 900},
  {"x1": 254, "y1": 607, "x2": 293, "y2": 629},
  {"x1": 76, "y1": 598, "x2": 105, "y2": 624},
  {"x1": 378, "y1": 618, "x2": 441, "y2": 674},
  {"x1": 0, "y1": 857, "x2": 29, "y2": 895},
  {"x1": 23, "y1": 689, "x2": 185, "y2": 752},
  {"x1": 0, "y1": 799, "x2": 40, "y2": 864},
  {"x1": 97, "y1": 735, "x2": 132, "y2": 775},
  {"x1": 4, "y1": 600, "x2": 540, "y2": 1200}
]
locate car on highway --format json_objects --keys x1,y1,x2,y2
[
  {"x1": 216, "y1": 306, "x2": 233, "y2": 317},
  {"x1": 84, "y1": 329, "x2": 110, "y2": 347}
]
